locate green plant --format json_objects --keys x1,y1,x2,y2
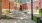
[
  {"x1": 24, "y1": 12, "x2": 27, "y2": 14},
  {"x1": 2, "y1": 15, "x2": 12, "y2": 19},
  {"x1": 33, "y1": 16, "x2": 37, "y2": 22},
  {"x1": 39, "y1": 9, "x2": 42, "y2": 16},
  {"x1": 6, "y1": 10, "x2": 10, "y2": 13},
  {"x1": 5, "y1": 15, "x2": 11, "y2": 19}
]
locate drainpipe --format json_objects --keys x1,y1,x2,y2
[{"x1": 9, "y1": 2, "x2": 10, "y2": 13}]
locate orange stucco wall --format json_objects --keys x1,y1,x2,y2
[{"x1": 2, "y1": 0, "x2": 14, "y2": 9}]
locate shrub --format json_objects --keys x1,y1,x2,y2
[
  {"x1": 6, "y1": 10, "x2": 10, "y2": 13},
  {"x1": 5, "y1": 15, "x2": 11, "y2": 19},
  {"x1": 39, "y1": 9, "x2": 42, "y2": 16},
  {"x1": 24, "y1": 12, "x2": 27, "y2": 14}
]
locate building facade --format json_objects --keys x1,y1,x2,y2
[
  {"x1": 2, "y1": 0, "x2": 21, "y2": 12},
  {"x1": 40, "y1": 0, "x2": 42, "y2": 8},
  {"x1": 14, "y1": 0, "x2": 21, "y2": 10},
  {"x1": 2, "y1": 0, "x2": 40, "y2": 11},
  {"x1": 2, "y1": 0, "x2": 14, "y2": 12},
  {"x1": 20, "y1": 0, "x2": 39, "y2": 10},
  {"x1": 2, "y1": 0, "x2": 14, "y2": 9}
]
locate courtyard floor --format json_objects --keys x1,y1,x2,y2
[{"x1": 1, "y1": 10, "x2": 36, "y2": 23}]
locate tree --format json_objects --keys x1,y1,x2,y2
[{"x1": 0, "y1": 0, "x2": 2, "y2": 18}]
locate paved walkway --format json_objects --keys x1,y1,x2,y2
[
  {"x1": 8, "y1": 10, "x2": 31, "y2": 19},
  {"x1": 0, "y1": 19, "x2": 36, "y2": 23},
  {"x1": 0, "y1": 10, "x2": 36, "y2": 23}
]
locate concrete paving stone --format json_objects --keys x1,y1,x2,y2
[
  {"x1": 0, "y1": 10, "x2": 36, "y2": 23},
  {"x1": 0, "y1": 19, "x2": 36, "y2": 23}
]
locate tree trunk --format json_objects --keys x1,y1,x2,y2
[{"x1": 0, "y1": 0, "x2": 2, "y2": 19}]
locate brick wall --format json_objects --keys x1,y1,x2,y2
[
  {"x1": 21, "y1": 3, "x2": 28, "y2": 10},
  {"x1": 2, "y1": 0, "x2": 14, "y2": 9},
  {"x1": 20, "y1": 1, "x2": 39, "y2": 10}
]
